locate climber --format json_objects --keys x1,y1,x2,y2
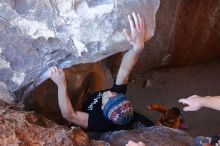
[{"x1": 48, "y1": 12, "x2": 154, "y2": 132}]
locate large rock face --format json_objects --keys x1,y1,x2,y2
[
  {"x1": 101, "y1": 126, "x2": 194, "y2": 146},
  {"x1": 0, "y1": 0, "x2": 160, "y2": 101},
  {"x1": 1, "y1": 0, "x2": 220, "y2": 102},
  {"x1": 168, "y1": 0, "x2": 220, "y2": 65}
]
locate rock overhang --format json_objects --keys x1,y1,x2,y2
[{"x1": 0, "y1": 0, "x2": 160, "y2": 101}]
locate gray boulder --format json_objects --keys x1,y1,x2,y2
[{"x1": 0, "y1": 0, "x2": 160, "y2": 101}]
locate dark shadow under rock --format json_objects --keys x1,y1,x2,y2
[{"x1": 101, "y1": 126, "x2": 194, "y2": 146}]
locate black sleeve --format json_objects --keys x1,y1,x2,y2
[
  {"x1": 130, "y1": 112, "x2": 154, "y2": 127},
  {"x1": 87, "y1": 111, "x2": 113, "y2": 132},
  {"x1": 110, "y1": 83, "x2": 127, "y2": 94}
]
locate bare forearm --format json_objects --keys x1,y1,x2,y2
[
  {"x1": 57, "y1": 83, "x2": 75, "y2": 118},
  {"x1": 49, "y1": 66, "x2": 88, "y2": 128},
  {"x1": 202, "y1": 96, "x2": 220, "y2": 111},
  {"x1": 116, "y1": 48, "x2": 142, "y2": 84},
  {"x1": 116, "y1": 13, "x2": 146, "y2": 85},
  {"x1": 57, "y1": 83, "x2": 88, "y2": 128}
]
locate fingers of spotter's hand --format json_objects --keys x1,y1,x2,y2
[
  {"x1": 178, "y1": 99, "x2": 184, "y2": 104},
  {"x1": 183, "y1": 106, "x2": 191, "y2": 112},
  {"x1": 132, "y1": 12, "x2": 140, "y2": 31},
  {"x1": 123, "y1": 29, "x2": 131, "y2": 42},
  {"x1": 178, "y1": 99, "x2": 190, "y2": 105},
  {"x1": 128, "y1": 15, "x2": 135, "y2": 32},
  {"x1": 190, "y1": 95, "x2": 199, "y2": 99}
]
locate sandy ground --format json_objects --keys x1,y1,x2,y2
[{"x1": 127, "y1": 60, "x2": 220, "y2": 137}]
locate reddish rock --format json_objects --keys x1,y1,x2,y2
[
  {"x1": 168, "y1": 0, "x2": 220, "y2": 65},
  {"x1": 105, "y1": 0, "x2": 220, "y2": 77},
  {"x1": 0, "y1": 100, "x2": 108, "y2": 146}
]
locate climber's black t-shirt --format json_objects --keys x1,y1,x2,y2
[{"x1": 82, "y1": 84, "x2": 154, "y2": 132}]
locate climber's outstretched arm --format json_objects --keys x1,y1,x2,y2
[
  {"x1": 116, "y1": 12, "x2": 147, "y2": 85},
  {"x1": 49, "y1": 66, "x2": 89, "y2": 129}
]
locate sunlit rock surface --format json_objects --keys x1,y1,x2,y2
[
  {"x1": 0, "y1": 0, "x2": 160, "y2": 101},
  {"x1": 101, "y1": 126, "x2": 194, "y2": 146},
  {"x1": 0, "y1": 100, "x2": 109, "y2": 146}
]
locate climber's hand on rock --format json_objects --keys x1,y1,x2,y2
[
  {"x1": 123, "y1": 12, "x2": 146, "y2": 54},
  {"x1": 49, "y1": 66, "x2": 66, "y2": 87}
]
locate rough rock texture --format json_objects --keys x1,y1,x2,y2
[
  {"x1": 0, "y1": 99, "x2": 196, "y2": 146},
  {"x1": 0, "y1": 0, "x2": 220, "y2": 143},
  {"x1": 168, "y1": 1, "x2": 220, "y2": 65},
  {"x1": 24, "y1": 62, "x2": 113, "y2": 124},
  {"x1": 0, "y1": 82, "x2": 14, "y2": 103},
  {"x1": 127, "y1": 60, "x2": 220, "y2": 137},
  {"x1": 1, "y1": 0, "x2": 219, "y2": 102},
  {"x1": 101, "y1": 126, "x2": 194, "y2": 146},
  {"x1": 105, "y1": 0, "x2": 220, "y2": 77},
  {"x1": 0, "y1": 100, "x2": 109, "y2": 146},
  {"x1": 0, "y1": 0, "x2": 159, "y2": 101}
]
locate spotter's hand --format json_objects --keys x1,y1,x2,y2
[{"x1": 178, "y1": 95, "x2": 203, "y2": 112}]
